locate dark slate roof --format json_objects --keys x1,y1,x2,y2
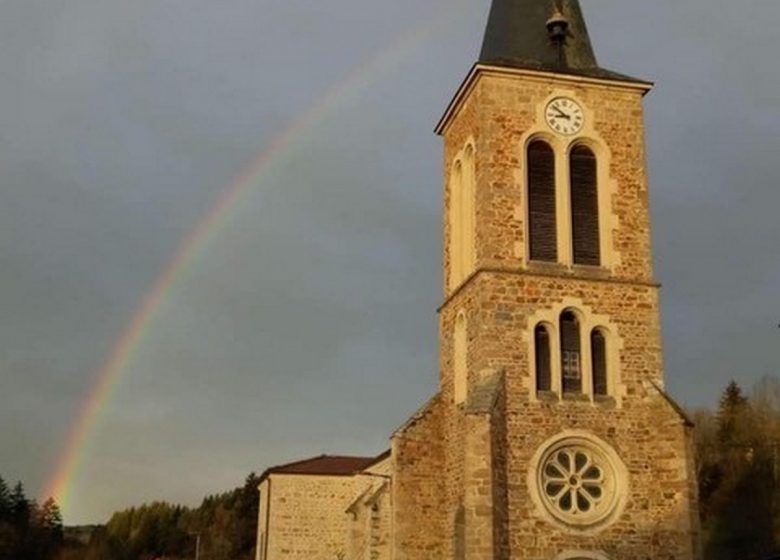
[
  {"x1": 260, "y1": 452, "x2": 389, "y2": 482},
  {"x1": 479, "y1": 0, "x2": 648, "y2": 84}
]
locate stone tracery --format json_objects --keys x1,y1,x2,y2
[{"x1": 530, "y1": 432, "x2": 628, "y2": 531}]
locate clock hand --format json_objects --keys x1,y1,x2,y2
[{"x1": 553, "y1": 108, "x2": 571, "y2": 120}]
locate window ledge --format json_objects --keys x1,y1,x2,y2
[
  {"x1": 536, "y1": 391, "x2": 559, "y2": 403},
  {"x1": 570, "y1": 264, "x2": 610, "y2": 280},
  {"x1": 594, "y1": 395, "x2": 617, "y2": 408},
  {"x1": 526, "y1": 261, "x2": 611, "y2": 280},
  {"x1": 534, "y1": 392, "x2": 618, "y2": 406},
  {"x1": 527, "y1": 261, "x2": 568, "y2": 273}
]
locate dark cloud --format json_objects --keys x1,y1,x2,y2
[{"x1": 1, "y1": 0, "x2": 778, "y2": 523}]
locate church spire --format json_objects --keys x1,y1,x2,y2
[{"x1": 479, "y1": 0, "x2": 641, "y2": 82}]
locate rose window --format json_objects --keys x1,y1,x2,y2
[
  {"x1": 531, "y1": 434, "x2": 627, "y2": 529},
  {"x1": 542, "y1": 448, "x2": 605, "y2": 516}
]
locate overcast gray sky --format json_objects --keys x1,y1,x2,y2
[{"x1": 1, "y1": 0, "x2": 779, "y2": 524}]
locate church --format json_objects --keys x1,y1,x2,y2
[{"x1": 254, "y1": 1, "x2": 701, "y2": 558}]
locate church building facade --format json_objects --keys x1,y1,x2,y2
[{"x1": 256, "y1": 1, "x2": 701, "y2": 558}]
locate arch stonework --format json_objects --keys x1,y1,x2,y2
[
  {"x1": 525, "y1": 298, "x2": 625, "y2": 405},
  {"x1": 447, "y1": 138, "x2": 477, "y2": 293},
  {"x1": 453, "y1": 311, "x2": 468, "y2": 404},
  {"x1": 448, "y1": 156, "x2": 464, "y2": 291},
  {"x1": 528, "y1": 431, "x2": 630, "y2": 533},
  {"x1": 518, "y1": 91, "x2": 621, "y2": 270}
]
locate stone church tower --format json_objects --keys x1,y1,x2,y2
[
  {"x1": 253, "y1": 1, "x2": 702, "y2": 558},
  {"x1": 389, "y1": 0, "x2": 702, "y2": 558}
]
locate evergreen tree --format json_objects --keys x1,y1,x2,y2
[
  {"x1": 0, "y1": 478, "x2": 10, "y2": 522},
  {"x1": 717, "y1": 380, "x2": 749, "y2": 447},
  {"x1": 704, "y1": 380, "x2": 779, "y2": 559},
  {"x1": 233, "y1": 472, "x2": 260, "y2": 558},
  {"x1": 38, "y1": 498, "x2": 63, "y2": 534},
  {"x1": 0, "y1": 477, "x2": 14, "y2": 560},
  {"x1": 9, "y1": 483, "x2": 29, "y2": 528}
]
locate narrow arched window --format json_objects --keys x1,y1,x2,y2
[
  {"x1": 570, "y1": 145, "x2": 600, "y2": 266},
  {"x1": 591, "y1": 329, "x2": 608, "y2": 396},
  {"x1": 462, "y1": 146, "x2": 476, "y2": 277},
  {"x1": 449, "y1": 147, "x2": 476, "y2": 291},
  {"x1": 527, "y1": 140, "x2": 557, "y2": 262},
  {"x1": 449, "y1": 160, "x2": 464, "y2": 290},
  {"x1": 560, "y1": 311, "x2": 582, "y2": 393},
  {"x1": 453, "y1": 313, "x2": 467, "y2": 404},
  {"x1": 535, "y1": 325, "x2": 552, "y2": 392}
]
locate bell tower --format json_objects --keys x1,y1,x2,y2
[{"x1": 430, "y1": 0, "x2": 702, "y2": 557}]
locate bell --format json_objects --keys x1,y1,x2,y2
[{"x1": 546, "y1": 9, "x2": 570, "y2": 43}]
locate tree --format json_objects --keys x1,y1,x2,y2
[
  {"x1": 0, "y1": 478, "x2": 10, "y2": 522},
  {"x1": 703, "y1": 380, "x2": 779, "y2": 559},
  {"x1": 692, "y1": 409, "x2": 722, "y2": 519},
  {"x1": 717, "y1": 380, "x2": 749, "y2": 447},
  {"x1": 38, "y1": 498, "x2": 63, "y2": 534},
  {"x1": 9, "y1": 483, "x2": 29, "y2": 529},
  {"x1": 231, "y1": 472, "x2": 261, "y2": 558}
]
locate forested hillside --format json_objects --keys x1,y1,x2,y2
[
  {"x1": 0, "y1": 473, "x2": 259, "y2": 560},
  {"x1": 0, "y1": 479, "x2": 63, "y2": 560},
  {"x1": 58, "y1": 472, "x2": 260, "y2": 560},
  {"x1": 694, "y1": 378, "x2": 780, "y2": 559}
]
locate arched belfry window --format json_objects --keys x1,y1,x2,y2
[
  {"x1": 462, "y1": 146, "x2": 476, "y2": 277},
  {"x1": 449, "y1": 146, "x2": 476, "y2": 291},
  {"x1": 591, "y1": 329, "x2": 608, "y2": 396},
  {"x1": 560, "y1": 311, "x2": 582, "y2": 394},
  {"x1": 449, "y1": 160, "x2": 464, "y2": 290},
  {"x1": 570, "y1": 145, "x2": 600, "y2": 266},
  {"x1": 535, "y1": 325, "x2": 552, "y2": 392},
  {"x1": 527, "y1": 140, "x2": 557, "y2": 262},
  {"x1": 453, "y1": 313, "x2": 468, "y2": 404}
]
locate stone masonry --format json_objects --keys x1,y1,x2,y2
[
  {"x1": 256, "y1": 455, "x2": 390, "y2": 560},
  {"x1": 399, "y1": 65, "x2": 702, "y2": 560},
  {"x1": 255, "y1": 2, "x2": 701, "y2": 558}
]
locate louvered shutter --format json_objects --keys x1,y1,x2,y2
[
  {"x1": 535, "y1": 326, "x2": 552, "y2": 392},
  {"x1": 591, "y1": 330, "x2": 608, "y2": 396},
  {"x1": 570, "y1": 146, "x2": 601, "y2": 266},
  {"x1": 528, "y1": 141, "x2": 557, "y2": 262}
]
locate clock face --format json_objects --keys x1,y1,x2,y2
[{"x1": 545, "y1": 97, "x2": 585, "y2": 135}]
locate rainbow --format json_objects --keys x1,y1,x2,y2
[{"x1": 43, "y1": 1, "x2": 467, "y2": 520}]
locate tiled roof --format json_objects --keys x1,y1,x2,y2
[{"x1": 260, "y1": 452, "x2": 389, "y2": 482}]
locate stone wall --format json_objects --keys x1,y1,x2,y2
[
  {"x1": 432, "y1": 68, "x2": 700, "y2": 559},
  {"x1": 368, "y1": 487, "x2": 391, "y2": 560},
  {"x1": 259, "y1": 474, "x2": 364, "y2": 560},
  {"x1": 391, "y1": 396, "x2": 447, "y2": 559},
  {"x1": 255, "y1": 65, "x2": 701, "y2": 560},
  {"x1": 347, "y1": 458, "x2": 392, "y2": 560},
  {"x1": 348, "y1": 504, "x2": 369, "y2": 560},
  {"x1": 442, "y1": 70, "x2": 655, "y2": 295},
  {"x1": 256, "y1": 480, "x2": 270, "y2": 560}
]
